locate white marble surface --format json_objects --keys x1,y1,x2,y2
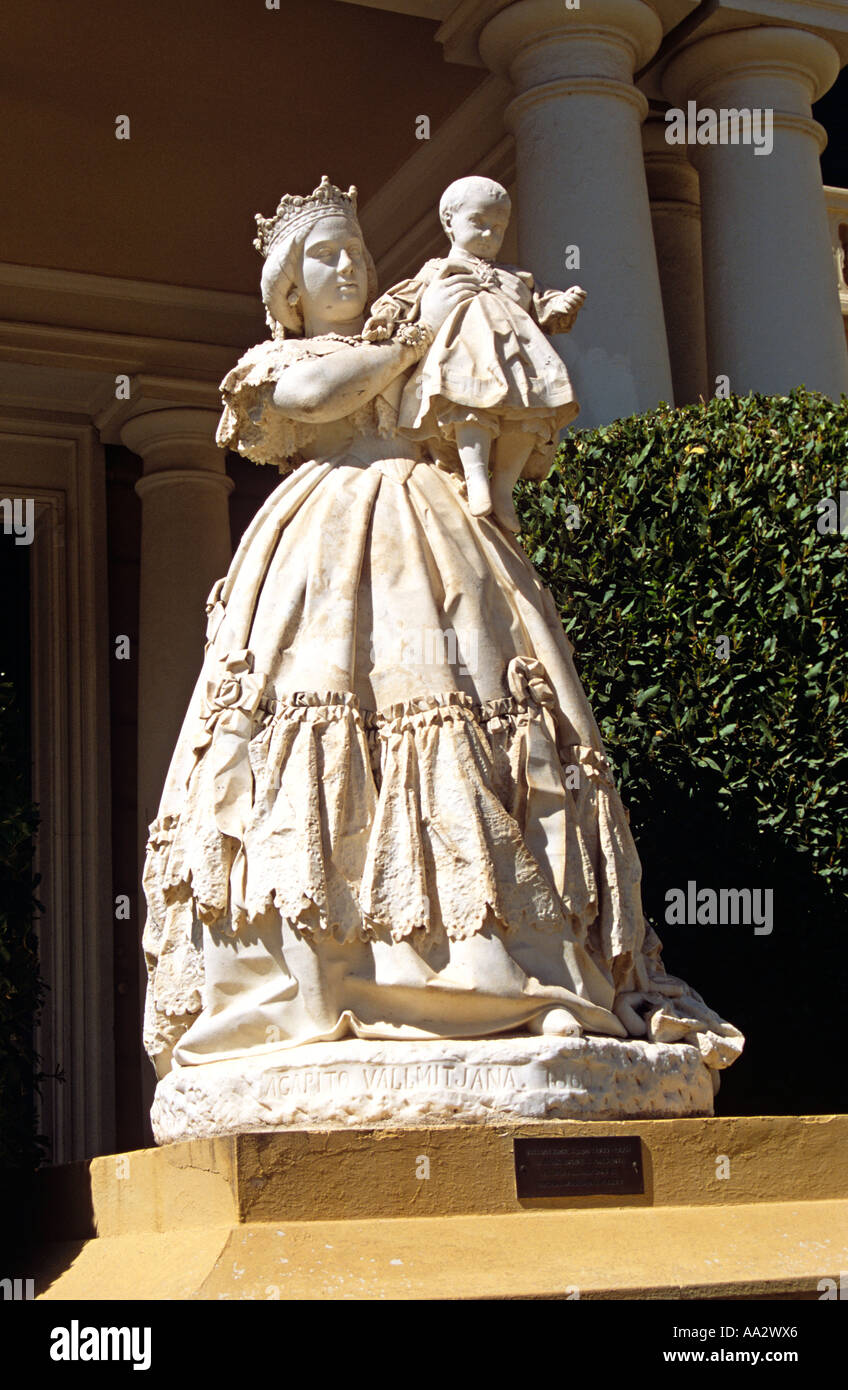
[
  {"x1": 142, "y1": 179, "x2": 743, "y2": 1138},
  {"x1": 151, "y1": 1035, "x2": 715, "y2": 1141}
]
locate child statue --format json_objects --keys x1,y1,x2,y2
[{"x1": 364, "y1": 175, "x2": 586, "y2": 530}]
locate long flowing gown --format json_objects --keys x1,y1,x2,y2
[{"x1": 142, "y1": 332, "x2": 743, "y2": 1078}]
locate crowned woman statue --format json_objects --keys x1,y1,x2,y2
[{"x1": 142, "y1": 178, "x2": 742, "y2": 1140}]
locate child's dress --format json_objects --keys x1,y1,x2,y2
[{"x1": 364, "y1": 248, "x2": 581, "y2": 478}]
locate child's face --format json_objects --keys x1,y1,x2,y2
[{"x1": 447, "y1": 196, "x2": 510, "y2": 261}]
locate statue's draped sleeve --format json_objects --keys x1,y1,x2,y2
[{"x1": 216, "y1": 336, "x2": 326, "y2": 472}]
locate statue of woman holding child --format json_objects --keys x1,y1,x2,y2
[{"x1": 142, "y1": 177, "x2": 741, "y2": 1140}]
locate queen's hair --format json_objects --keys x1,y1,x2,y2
[
  {"x1": 260, "y1": 216, "x2": 378, "y2": 339},
  {"x1": 438, "y1": 176, "x2": 511, "y2": 235}
]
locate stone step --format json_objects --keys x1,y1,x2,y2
[{"x1": 34, "y1": 1199, "x2": 848, "y2": 1301}]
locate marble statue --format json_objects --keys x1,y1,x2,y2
[
  {"x1": 363, "y1": 176, "x2": 585, "y2": 531},
  {"x1": 142, "y1": 177, "x2": 742, "y2": 1141}
]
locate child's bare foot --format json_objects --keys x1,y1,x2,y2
[{"x1": 464, "y1": 461, "x2": 493, "y2": 517}]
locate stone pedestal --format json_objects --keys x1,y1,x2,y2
[
  {"x1": 26, "y1": 1117, "x2": 848, "y2": 1300},
  {"x1": 150, "y1": 1036, "x2": 716, "y2": 1142}
]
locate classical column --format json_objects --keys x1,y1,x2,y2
[
  {"x1": 479, "y1": 0, "x2": 674, "y2": 427},
  {"x1": 643, "y1": 114, "x2": 708, "y2": 405},
  {"x1": 122, "y1": 408, "x2": 233, "y2": 849},
  {"x1": 662, "y1": 27, "x2": 848, "y2": 399}
]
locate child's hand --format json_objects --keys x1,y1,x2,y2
[{"x1": 558, "y1": 286, "x2": 586, "y2": 331}]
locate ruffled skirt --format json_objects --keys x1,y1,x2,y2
[{"x1": 142, "y1": 451, "x2": 742, "y2": 1073}]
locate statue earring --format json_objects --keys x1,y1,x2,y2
[{"x1": 287, "y1": 289, "x2": 300, "y2": 308}]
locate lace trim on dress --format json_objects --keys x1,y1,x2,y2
[
  {"x1": 143, "y1": 676, "x2": 607, "y2": 941},
  {"x1": 215, "y1": 335, "x2": 402, "y2": 474},
  {"x1": 142, "y1": 664, "x2": 744, "y2": 1072}
]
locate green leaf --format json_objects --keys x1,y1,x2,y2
[{"x1": 635, "y1": 684, "x2": 662, "y2": 707}]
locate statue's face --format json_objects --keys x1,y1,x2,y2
[
  {"x1": 299, "y1": 215, "x2": 369, "y2": 325},
  {"x1": 447, "y1": 195, "x2": 510, "y2": 261}
]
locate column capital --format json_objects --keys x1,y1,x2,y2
[
  {"x1": 95, "y1": 373, "x2": 221, "y2": 445},
  {"x1": 479, "y1": 0, "x2": 663, "y2": 85},
  {"x1": 661, "y1": 25, "x2": 840, "y2": 110},
  {"x1": 488, "y1": 0, "x2": 674, "y2": 422},
  {"x1": 120, "y1": 407, "x2": 226, "y2": 474},
  {"x1": 660, "y1": 22, "x2": 848, "y2": 399}
]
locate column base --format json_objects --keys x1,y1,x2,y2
[{"x1": 151, "y1": 1035, "x2": 715, "y2": 1142}]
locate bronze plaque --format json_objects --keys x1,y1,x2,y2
[{"x1": 514, "y1": 1136, "x2": 644, "y2": 1198}]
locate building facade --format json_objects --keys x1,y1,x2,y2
[{"x1": 1, "y1": 0, "x2": 847, "y2": 1161}]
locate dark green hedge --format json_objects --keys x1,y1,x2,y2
[
  {"x1": 518, "y1": 388, "x2": 847, "y2": 883},
  {"x1": 517, "y1": 389, "x2": 847, "y2": 1113},
  {"x1": 0, "y1": 677, "x2": 47, "y2": 1169}
]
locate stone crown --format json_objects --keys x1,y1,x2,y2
[{"x1": 254, "y1": 176, "x2": 359, "y2": 258}]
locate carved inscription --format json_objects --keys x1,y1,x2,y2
[{"x1": 258, "y1": 1063, "x2": 527, "y2": 1099}]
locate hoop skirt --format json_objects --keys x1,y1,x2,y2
[{"x1": 141, "y1": 335, "x2": 743, "y2": 1079}]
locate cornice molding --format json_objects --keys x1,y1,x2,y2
[
  {"x1": 0, "y1": 317, "x2": 237, "y2": 368},
  {"x1": 0, "y1": 262, "x2": 264, "y2": 351},
  {"x1": 437, "y1": 0, "x2": 512, "y2": 66}
]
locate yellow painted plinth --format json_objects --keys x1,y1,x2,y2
[{"x1": 29, "y1": 1115, "x2": 848, "y2": 1300}]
